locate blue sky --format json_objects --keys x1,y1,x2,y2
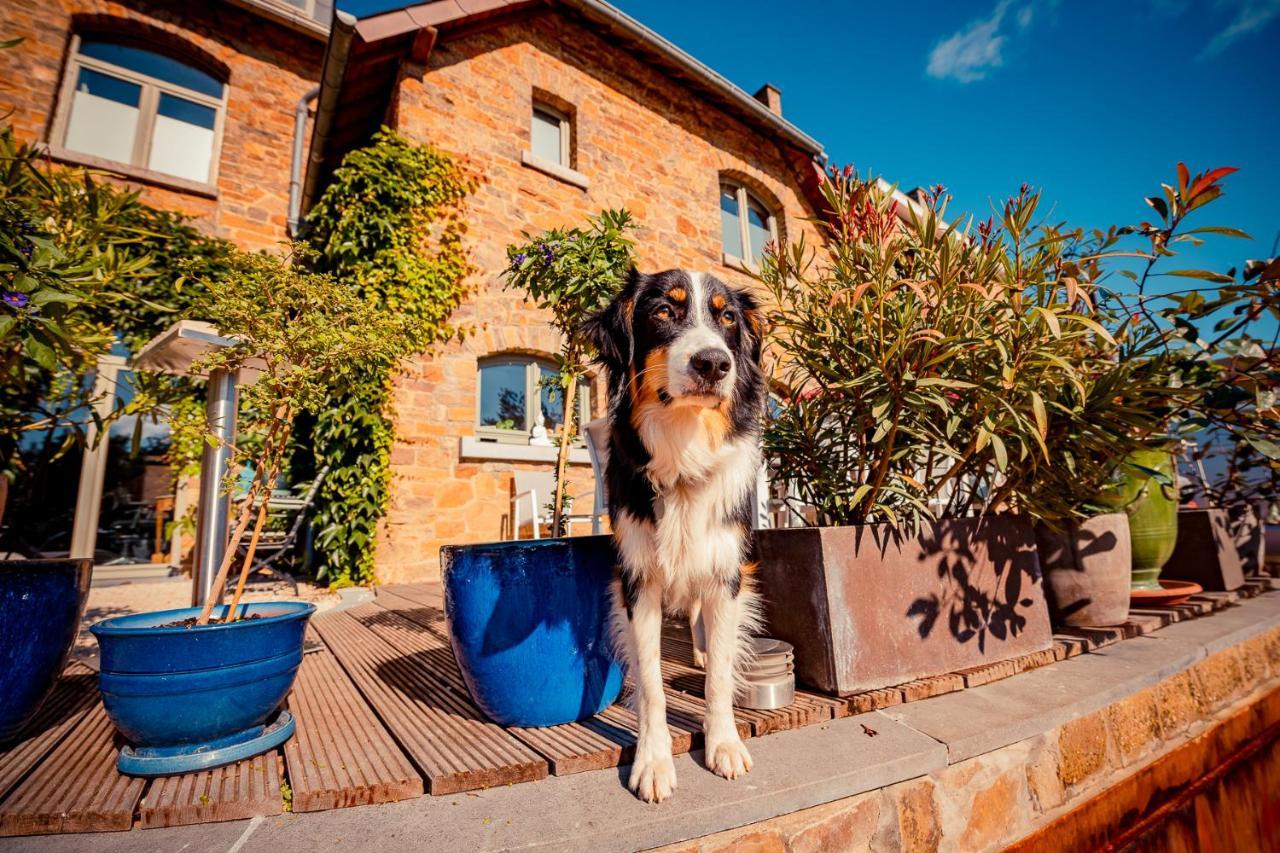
[{"x1": 607, "y1": 0, "x2": 1279, "y2": 327}]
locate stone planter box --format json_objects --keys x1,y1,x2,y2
[
  {"x1": 1034, "y1": 513, "x2": 1132, "y2": 628},
  {"x1": 1228, "y1": 504, "x2": 1266, "y2": 576},
  {"x1": 754, "y1": 515, "x2": 1054, "y2": 696},
  {"x1": 1161, "y1": 508, "x2": 1245, "y2": 592}
]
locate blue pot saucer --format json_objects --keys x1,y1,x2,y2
[{"x1": 116, "y1": 710, "x2": 295, "y2": 777}]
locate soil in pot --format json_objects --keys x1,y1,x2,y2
[{"x1": 1035, "y1": 513, "x2": 1132, "y2": 628}]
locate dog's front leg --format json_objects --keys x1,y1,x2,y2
[
  {"x1": 688, "y1": 598, "x2": 706, "y2": 669},
  {"x1": 627, "y1": 581, "x2": 676, "y2": 802},
  {"x1": 701, "y1": 582, "x2": 752, "y2": 780}
]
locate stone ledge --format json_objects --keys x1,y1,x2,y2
[{"x1": 889, "y1": 593, "x2": 1280, "y2": 763}]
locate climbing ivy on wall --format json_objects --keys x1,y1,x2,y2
[{"x1": 302, "y1": 128, "x2": 475, "y2": 586}]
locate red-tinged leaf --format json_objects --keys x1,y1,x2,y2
[
  {"x1": 1145, "y1": 196, "x2": 1169, "y2": 220},
  {"x1": 1189, "y1": 166, "x2": 1238, "y2": 199},
  {"x1": 1177, "y1": 162, "x2": 1190, "y2": 196}
]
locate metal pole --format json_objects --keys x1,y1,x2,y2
[
  {"x1": 192, "y1": 367, "x2": 238, "y2": 607},
  {"x1": 70, "y1": 355, "x2": 127, "y2": 560}
]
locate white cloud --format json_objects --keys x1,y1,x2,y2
[
  {"x1": 925, "y1": 0, "x2": 1044, "y2": 83},
  {"x1": 1201, "y1": 0, "x2": 1280, "y2": 56}
]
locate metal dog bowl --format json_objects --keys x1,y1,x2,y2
[
  {"x1": 737, "y1": 672, "x2": 795, "y2": 710},
  {"x1": 741, "y1": 657, "x2": 793, "y2": 679},
  {"x1": 750, "y1": 637, "x2": 794, "y2": 659}
]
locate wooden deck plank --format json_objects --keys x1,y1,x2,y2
[
  {"x1": 0, "y1": 704, "x2": 144, "y2": 837},
  {"x1": 285, "y1": 645, "x2": 424, "y2": 812},
  {"x1": 138, "y1": 753, "x2": 282, "y2": 829},
  {"x1": 379, "y1": 582, "x2": 444, "y2": 608},
  {"x1": 0, "y1": 664, "x2": 97, "y2": 802},
  {"x1": 311, "y1": 611, "x2": 546, "y2": 795}
]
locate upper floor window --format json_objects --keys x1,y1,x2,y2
[
  {"x1": 56, "y1": 36, "x2": 226, "y2": 186},
  {"x1": 477, "y1": 356, "x2": 591, "y2": 445},
  {"x1": 530, "y1": 102, "x2": 570, "y2": 168},
  {"x1": 720, "y1": 182, "x2": 778, "y2": 268}
]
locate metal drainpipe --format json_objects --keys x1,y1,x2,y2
[{"x1": 287, "y1": 85, "x2": 321, "y2": 236}]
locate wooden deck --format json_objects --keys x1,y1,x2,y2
[{"x1": 0, "y1": 577, "x2": 1273, "y2": 837}]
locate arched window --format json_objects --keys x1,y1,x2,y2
[
  {"x1": 477, "y1": 356, "x2": 591, "y2": 445},
  {"x1": 720, "y1": 181, "x2": 779, "y2": 268},
  {"x1": 55, "y1": 35, "x2": 226, "y2": 185}
]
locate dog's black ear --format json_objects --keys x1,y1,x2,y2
[
  {"x1": 583, "y1": 267, "x2": 640, "y2": 380},
  {"x1": 732, "y1": 286, "x2": 764, "y2": 364}
]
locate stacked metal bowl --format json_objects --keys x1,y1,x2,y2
[{"x1": 737, "y1": 637, "x2": 795, "y2": 710}]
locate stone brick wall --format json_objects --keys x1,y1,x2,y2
[
  {"x1": 380, "y1": 11, "x2": 825, "y2": 581},
  {"x1": 654, "y1": 625, "x2": 1280, "y2": 852},
  {"x1": 0, "y1": 0, "x2": 322, "y2": 250}
]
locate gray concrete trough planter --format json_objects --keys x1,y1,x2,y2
[
  {"x1": 1161, "y1": 508, "x2": 1245, "y2": 592},
  {"x1": 1034, "y1": 512, "x2": 1132, "y2": 628},
  {"x1": 754, "y1": 515, "x2": 1054, "y2": 697}
]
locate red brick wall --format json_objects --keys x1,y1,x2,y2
[
  {"x1": 379, "y1": 10, "x2": 825, "y2": 582},
  {"x1": 0, "y1": 0, "x2": 322, "y2": 249}
]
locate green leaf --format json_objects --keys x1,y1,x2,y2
[
  {"x1": 23, "y1": 334, "x2": 56, "y2": 370},
  {"x1": 1162, "y1": 269, "x2": 1234, "y2": 283},
  {"x1": 1182, "y1": 226, "x2": 1251, "y2": 239}
]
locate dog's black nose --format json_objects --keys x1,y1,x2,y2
[{"x1": 690, "y1": 349, "x2": 731, "y2": 382}]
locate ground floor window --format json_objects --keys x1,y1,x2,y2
[{"x1": 476, "y1": 356, "x2": 590, "y2": 444}]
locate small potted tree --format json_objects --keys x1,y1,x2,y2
[
  {"x1": 440, "y1": 210, "x2": 634, "y2": 727},
  {"x1": 89, "y1": 249, "x2": 412, "y2": 774},
  {"x1": 755, "y1": 174, "x2": 1076, "y2": 695}
]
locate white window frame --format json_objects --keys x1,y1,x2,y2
[
  {"x1": 531, "y1": 102, "x2": 571, "y2": 168},
  {"x1": 476, "y1": 356, "x2": 591, "y2": 446},
  {"x1": 721, "y1": 182, "x2": 780, "y2": 271},
  {"x1": 51, "y1": 34, "x2": 227, "y2": 189}
]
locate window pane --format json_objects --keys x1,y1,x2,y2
[
  {"x1": 64, "y1": 67, "x2": 140, "y2": 164},
  {"x1": 746, "y1": 197, "x2": 772, "y2": 264},
  {"x1": 720, "y1": 186, "x2": 744, "y2": 259},
  {"x1": 479, "y1": 361, "x2": 527, "y2": 430},
  {"x1": 79, "y1": 40, "x2": 224, "y2": 99},
  {"x1": 148, "y1": 93, "x2": 216, "y2": 182},
  {"x1": 531, "y1": 107, "x2": 563, "y2": 165},
  {"x1": 538, "y1": 366, "x2": 564, "y2": 432}
]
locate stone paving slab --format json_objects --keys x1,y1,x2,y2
[
  {"x1": 888, "y1": 592, "x2": 1280, "y2": 762},
  {"x1": 0, "y1": 710, "x2": 945, "y2": 853}
]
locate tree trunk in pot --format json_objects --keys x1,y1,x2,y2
[{"x1": 1034, "y1": 513, "x2": 1132, "y2": 628}]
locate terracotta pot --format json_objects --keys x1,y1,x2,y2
[
  {"x1": 754, "y1": 515, "x2": 1053, "y2": 697},
  {"x1": 1097, "y1": 449, "x2": 1179, "y2": 591},
  {"x1": 1161, "y1": 508, "x2": 1245, "y2": 592},
  {"x1": 1035, "y1": 513, "x2": 1132, "y2": 628}
]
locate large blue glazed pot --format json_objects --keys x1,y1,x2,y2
[
  {"x1": 90, "y1": 601, "x2": 314, "y2": 751},
  {"x1": 0, "y1": 559, "x2": 93, "y2": 743},
  {"x1": 442, "y1": 535, "x2": 625, "y2": 727}
]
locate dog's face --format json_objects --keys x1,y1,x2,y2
[{"x1": 587, "y1": 269, "x2": 762, "y2": 409}]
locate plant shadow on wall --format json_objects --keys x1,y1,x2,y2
[{"x1": 903, "y1": 519, "x2": 1044, "y2": 654}]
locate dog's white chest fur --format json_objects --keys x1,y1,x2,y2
[{"x1": 619, "y1": 413, "x2": 759, "y2": 610}]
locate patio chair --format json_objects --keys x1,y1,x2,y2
[
  {"x1": 510, "y1": 470, "x2": 598, "y2": 539},
  {"x1": 233, "y1": 466, "x2": 328, "y2": 576}
]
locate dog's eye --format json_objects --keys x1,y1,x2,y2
[
  {"x1": 720, "y1": 310, "x2": 737, "y2": 326},
  {"x1": 653, "y1": 306, "x2": 672, "y2": 321}
]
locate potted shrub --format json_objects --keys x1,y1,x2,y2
[
  {"x1": 440, "y1": 211, "x2": 633, "y2": 727},
  {"x1": 755, "y1": 175, "x2": 1079, "y2": 695},
  {"x1": 89, "y1": 250, "x2": 410, "y2": 774}
]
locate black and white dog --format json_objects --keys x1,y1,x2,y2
[{"x1": 584, "y1": 268, "x2": 766, "y2": 803}]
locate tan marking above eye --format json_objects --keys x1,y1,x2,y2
[
  {"x1": 710, "y1": 293, "x2": 727, "y2": 311},
  {"x1": 667, "y1": 287, "x2": 687, "y2": 302}
]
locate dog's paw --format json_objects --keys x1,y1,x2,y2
[
  {"x1": 628, "y1": 746, "x2": 677, "y2": 803},
  {"x1": 691, "y1": 647, "x2": 706, "y2": 669},
  {"x1": 705, "y1": 737, "x2": 753, "y2": 780}
]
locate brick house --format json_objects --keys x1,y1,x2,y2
[{"x1": 2, "y1": 0, "x2": 835, "y2": 582}]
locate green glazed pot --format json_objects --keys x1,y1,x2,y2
[{"x1": 1096, "y1": 449, "x2": 1179, "y2": 591}]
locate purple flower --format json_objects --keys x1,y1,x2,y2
[
  {"x1": 3, "y1": 291, "x2": 30, "y2": 309},
  {"x1": 513, "y1": 252, "x2": 527, "y2": 267}
]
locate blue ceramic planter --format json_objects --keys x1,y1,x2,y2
[
  {"x1": 443, "y1": 535, "x2": 624, "y2": 727},
  {"x1": 0, "y1": 559, "x2": 92, "y2": 743},
  {"x1": 90, "y1": 601, "x2": 314, "y2": 775}
]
